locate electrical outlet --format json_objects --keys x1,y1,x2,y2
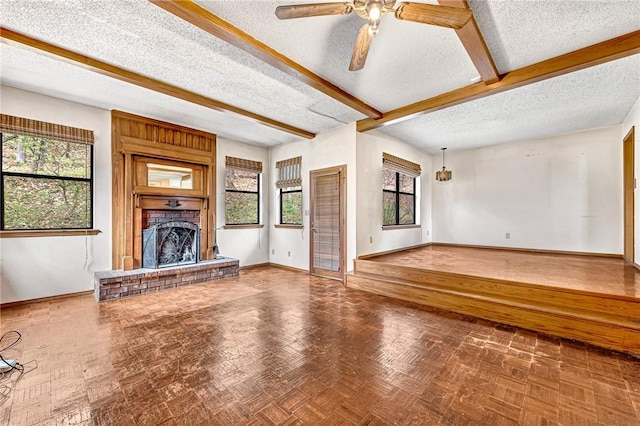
[
  {"x1": 427, "y1": 230, "x2": 429, "y2": 236},
  {"x1": 505, "y1": 232, "x2": 511, "y2": 239},
  {"x1": 287, "y1": 251, "x2": 291, "y2": 257},
  {"x1": 369, "y1": 236, "x2": 373, "y2": 244},
  {"x1": 271, "y1": 249, "x2": 274, "y2": 255}
]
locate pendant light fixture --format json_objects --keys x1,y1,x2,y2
[{"x1": 435, "y1": 147, "x2": 452, "y2": 182}]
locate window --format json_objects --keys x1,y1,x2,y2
[
  {"x1": 1, "y1": 114, "x2": 94, "y2": 231},
  {"x1": 225, "y1": 156, "x2": 262, "y2": 225},
  {"x1": 276, "y1": 156, "x2": 302, "y2": 225},
  {"x1": 382, "y1": 153, "x2": 421, "y2": 226}
]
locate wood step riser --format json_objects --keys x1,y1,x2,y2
[
  {"x1": 355, "y1": 260, "x2": 640, "y2": 321},
  {"x1": 347, "y1": 274, "x2": 640, "y2": 356}
]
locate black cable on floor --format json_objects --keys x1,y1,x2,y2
[{"x1": 0, "y1": 330, "x2": 37, "y2": 398}]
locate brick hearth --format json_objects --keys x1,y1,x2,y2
[{"x1": 94, "y1": 258, "x2": 239, "y2": 302}]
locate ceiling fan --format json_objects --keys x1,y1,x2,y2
[{"x1": 275, "y1": 0, "x2": 473, "y2": 71}]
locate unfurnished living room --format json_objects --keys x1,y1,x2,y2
[{"x1": 0, "y1": 0, "x2": 639, "y2": 424}]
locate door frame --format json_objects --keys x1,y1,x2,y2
[
  {"x1": 623, "y1": 126, "x2": 635, "y2": 262},
  {"x1": 309, "y1": 165, "x2": 347, "y2": 282}
]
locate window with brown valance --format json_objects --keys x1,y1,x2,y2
[
  {"x1": 1, "y1": 114, "x2": 94, "y2": 231},
  {"x1": 382, "y1": 152, "x2": 420, "y2": 226},
  {"x1": 225, "y1": 156, "x2": 262, "y2": 225}
]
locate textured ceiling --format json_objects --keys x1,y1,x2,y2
[
  {"x1": 1, "y1": 0, "x2": 639, "y2": 152},
  {"x1": 377, "y1": 54, "x2": 640, "y2": 153},
  {"x1": 198, "y1": 0, "x2": 480, "y2": 111},
  {"x1": 0, "y1": 44, "x2": 299, "y2": 147},
  {"x1": 471, "y1": 0, "x2": 640, "y2": 73}
]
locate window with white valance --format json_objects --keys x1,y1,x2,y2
[{"x1": 276, "y1": 156, "x2": 302, "y2": 225}]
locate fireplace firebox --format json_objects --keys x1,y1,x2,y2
[{"x1": 142, "y1": 221, "x2": 200, "y2": 268}]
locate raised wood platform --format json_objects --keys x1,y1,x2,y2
[{"x1": 347, "y1": 245, "x2": 640, "y2": 356}]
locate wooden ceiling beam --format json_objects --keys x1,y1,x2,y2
[
  {"x1": 357, "y1": 30, "x2": 640, "y2": 132},
  {"x1": 149, "y1": 0, "x2": 383, "y2": 119},
  {"x1": 0, "y1": 27, "x2": 315, "y2": 139},
  {"x1": 438, "y1": 0, "x2": 499, "y2": 84}
]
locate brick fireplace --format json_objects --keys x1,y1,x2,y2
[
  {"x1": 94, "y1": 111, "x2": 239, "y2": 302},
  {"x1": 142, "y1": 209, "x2": 200, "y2": 229},
  {"x1": 110, "y1": 111, "x2": 221, "y2": 270},
  {"x1": 94, "y1": 258, "x2": 239, "y2": 301}
]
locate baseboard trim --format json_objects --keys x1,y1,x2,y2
[
  {"x1": 358, "y1": 243, "x2": 432, "y2": 260},
  {"x1": 239, "y1": 262, "x2": 270, "y2": 270},
  {"x1": 268, "y1": 263, "x2": 308, "y2": 274},
  {"x1": 0, "y1": 290, "x2": 93, "y2": 309}
]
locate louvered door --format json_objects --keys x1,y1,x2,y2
[{"x1": 309, "y1": 165, "x2": 346, "y2": 281}]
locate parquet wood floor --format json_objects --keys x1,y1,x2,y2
[
  {"x1": 368, "y1": 245, "x2": 640, "y2": 298},
  {"x1": 0, "y1": 266, "x2": 638, "y2": 425}
]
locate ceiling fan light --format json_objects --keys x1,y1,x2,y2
[{"x1": 368, "y1": 3, "x2": 381, "y2": 21}]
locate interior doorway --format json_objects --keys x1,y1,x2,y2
[
  {"x1": 309, "y1": 165, "x2": 346, "y2": 281},
  {"x1": 623, "y1": 126, "x2": 635, "y2": 263}
]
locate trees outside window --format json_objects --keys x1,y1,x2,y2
[
  {"x1": 280, "y1": 186, "x2": 302, "y2": 225},
  {"x1": 225, "y1": 168, "x2": 260, "y2": 225},
  {"x1": 1, "y1": 120, "x2": 93, "y2": 230},
  {"x1": 275, "y1": 156, "x2": 302, "y2": 226},
  {"x1": 383, "y1": 168, "x2": 415, "y2": 226}
]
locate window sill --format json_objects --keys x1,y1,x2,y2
[
  {"x1": 223, "y1": 224, "x2": 264, "y2": 229},
  {"x1": 274, "y1": 224, "x2": 303, "y2": 229},
  {"x1": 382, "y1": 224, "x2": 421, "y2": 231},
  {"x1": 0, "y1": 229, "x2": 102, "y2": 238}
]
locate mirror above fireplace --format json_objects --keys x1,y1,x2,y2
[
  {"x1": 148, "y1": 163, "x2": 194, "y2": 189},
  {"x1": 134, "y1": 156, "x2": 204, "y2": 198}
]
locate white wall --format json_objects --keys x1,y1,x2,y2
[
  {"x1": 0, "y1": 86, "x2": 112, "y2": 303},
  {"x1": 356, "y1": 131, "x2": 432, "y2": 257},
  {"x1": 432, "y1": 125, "x2": 623, "y2": 254},
  {"x1": 621, "y1": 95, "x2": 640, "y2": 264},
  {"x1": 4, "y1": 85, "x2": 633, "y2": 303},
  {"x1": 269, "y1": 123, "x2": 357, "y2": 271},
  {"x1": 215, "y1": 138, "x2": 270, "y2": 266}
]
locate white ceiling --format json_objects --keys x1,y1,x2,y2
[{"x1": 1, "y1": 0, "x2": 639, "y2": 153}]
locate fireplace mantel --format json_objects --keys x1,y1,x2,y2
[{"x1": 111, "y1": 111, "x2": 217, "y2": 270}]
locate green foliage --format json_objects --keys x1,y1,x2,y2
[
  {"x1": 225, "y1": 192, "x2": 258, "y2": 224},
  {"x1": 2, "y1": 134, "x2": 90, "y2": 178},
  {"x1": 225, "y1": 169, "x2": 260, "y2": 224},
  {"x1": 2, "y1": 133, "x2": 92, "y2": 230},
  {"x1": 383, "y1": 192, "x2": 396, "y2": 226},
  {"x1": 281, "y1": 188, "x2": 302, "y2": 225},
  {"x1": 3, "y1": 176, "x2": 90, "y2": 229}
]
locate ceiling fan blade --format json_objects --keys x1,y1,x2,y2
[
  {"x1": 349, "y1": 23, "x2": 373, "y2": 71},
  {"x1": 275, "y1": 2, "x2": 353, "y2": 20},
  {"x1": 395, "y1": 2, "x2": 472, "y2": 29}
]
